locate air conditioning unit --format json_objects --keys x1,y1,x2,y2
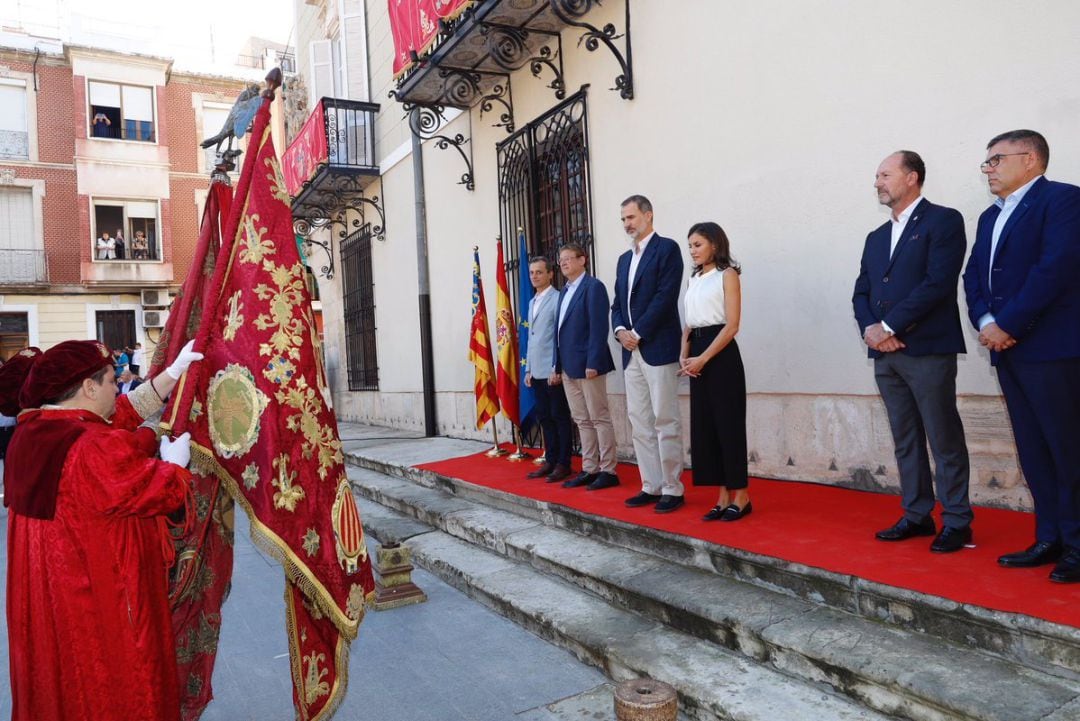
[
  {"x1": 142, "y1": 310, "x2": 169, "y2": 328},
  {"x1": 141, "y1": 289, "x2": 170, "y2": 307}
]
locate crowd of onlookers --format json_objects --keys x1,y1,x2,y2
[{"x1": 95, "y1": 229, "x2": 151, "y2": 260}]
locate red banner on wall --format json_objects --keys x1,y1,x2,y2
[
  {"x1": 389, "y1": 0, "x2": 473, "y2": 77},
  {"x1": 282, "y1": 100, "x2": 328, "y2": 198}
]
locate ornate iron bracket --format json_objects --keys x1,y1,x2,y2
[
  {"x1": 405, "y1": 103, "x2": 475, "y2": 191},
  {"x1": 292, "y1": 174, "x2": 386, "y2": 280},
  {"x1": 550, "y1": 0, "x2": 633, "y2": 100},
  {"x1": 480, "y1": 21, "x2": 566, "y2": 104}
]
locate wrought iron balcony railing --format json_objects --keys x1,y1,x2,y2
[
  {"x1": 283, "y1": 97, "x2": 380, "y2": 217},
  {"x1": 0, "y1": 249, "x2": 47, "y2": 285}
]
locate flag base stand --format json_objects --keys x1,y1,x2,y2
[
  {"x1": 507, "y1": 449, "x2": 531, "y2": 462},
  {"x1": 484, "y1": 422, "x2": 508, "y2": 457},
  {"x1": 370, "y1": 543, "x2": 427, "y2": 611}
]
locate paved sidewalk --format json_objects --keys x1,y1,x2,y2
[{"x1": 0, "y1": 426, "x2": 613, "y2": 721}]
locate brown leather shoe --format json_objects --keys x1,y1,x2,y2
[
  {"x1": 527, "y1": 462, "x2": 554, "y2": 479},
  {"x1": 545, "y1": 464, "x2": 571, "y2": 483}
]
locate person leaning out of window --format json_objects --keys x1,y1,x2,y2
[{"x1": 679, "y1": 222, "x2": 751, "y2": 522}]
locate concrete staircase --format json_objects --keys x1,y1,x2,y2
[{"x1": 342, "y1": 440, "x2": 1080, "y2": 721}]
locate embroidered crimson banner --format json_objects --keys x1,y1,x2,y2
[
  {"x1": 282, "y1": 99, "x2": 328, "y2": 198},
  {"x1": 166, "y1": 96, "x2": 374, "y2": 721},
  {"x1": 389, "y1": 0, "x2": 474, "y2": 77}
]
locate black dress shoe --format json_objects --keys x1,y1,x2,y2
[
  {"x1": 586, "y1": 472, "x2": 620, "y2": 491},
  {"x1": 1049, "y1": 549, "x2": 1080, "y2": 583},
  {"x1": 527, "y1": 462, "x2": 554, "y2": 479},
  {"x1": 930, "y1": 525, "x2": 971, "y2": 553},
  {"x1": 998, "y1": 541, "x2": 1063, "y2": 568},
  {"x1": 624, "y1": 491, "x2": 662, "y2": 508},
  {"x1": 545, "y1": 464, "x2": 572, "y2": 483},
  {"x1": 719, "y1": 501, "x2": 752, "y2": 522},
  {"x1": 702, "y1": 505, "x2": 726, "y2": 522},
  {"x1": 562, "y1": 471, "x2": 596, "y2": 488},
  {"x1": 654, "y1": 495, "x2": 685, "y2": 514},
  {"x1": 875, "y1": 516, "x2": 936, "y2": 541}
]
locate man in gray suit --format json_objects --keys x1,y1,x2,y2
[{"x1": 524, "y1": 256, "x2": 572, "y2": 482}]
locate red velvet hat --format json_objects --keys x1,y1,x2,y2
[
  {"x1": 0, "y1": 347, "x2": 43, "y2": 416},
  {"x1": 19, "y1": 340, "x2": 113, "y2": 409}
]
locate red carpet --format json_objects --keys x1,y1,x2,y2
[{"x1": 417, "y1": 448, "x2": 1079, "y2": 628}]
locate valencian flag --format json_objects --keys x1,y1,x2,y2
[
  {"x1": 516, "y1": 229, "x2": 535, "y2": 431},
  {"x1": 162, "y1": 95, "x2": 374, "y2": 720},
  {"x1": 147, "y1": 174, "x2": 235, "y2": 721},
  {"x1": 494, "y1": 239, "x2": 520, "y2": 425},
  {"x1": 469, "y1": 248, "x2": 500, "y2": 428}
]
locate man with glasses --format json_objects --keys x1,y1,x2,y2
[
  {"x1": 853, "y1": 151, "x2": 972, "y2": 552},
  {"x1": 552, "y1": 243, "x2": 619, "y2": 491},
  {"x1": 962, "y1": 129, "x2": 1080, "y2": 583}
]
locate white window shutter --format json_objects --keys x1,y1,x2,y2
[{"x1": 310, "y1": 40, "x2": 336, "y2": 106}]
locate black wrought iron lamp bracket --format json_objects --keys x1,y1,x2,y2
[
  {"x1": 405, "y1": 103, "x2": 475, "y2": 191},
  {"x1": 292, "y1": 175, "x2": 386, "y2": 280},
  {"x1": 549, "y1": 0, "x2": 633, "y2": 100}
]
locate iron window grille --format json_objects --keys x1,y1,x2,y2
[
  {"x1": 341, "y1": 223, "x2": 379, "y2": 391},
  {"x1": 497, "y1": 89, "x2": 594, "y2": 307}
]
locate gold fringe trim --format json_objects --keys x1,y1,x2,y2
[
  {"x1": 190, "y1": 442, "x2": 362, "y2": 640},
  {"x1": 285, "y1": 583, "x2": 352, "y2": 721}
]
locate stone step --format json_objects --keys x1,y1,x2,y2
[
  {"x1": 345, "y1": 449, "x2": 1080, "y2": 679},
  {"x1": 354, "y1": 497, "x2": 897, "y2": 721},
  {"x1": 347, "y1": 463, "x2": 1080, "y2": 721}
]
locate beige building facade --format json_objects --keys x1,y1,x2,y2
[{"x1": 288, "y1": 0, "x2": 1080, "y2": 511}]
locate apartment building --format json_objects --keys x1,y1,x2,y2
[{"x1": 0, "y1": 33, "x2": 252, "y2": 360}]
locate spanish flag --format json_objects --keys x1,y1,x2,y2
[
  {"x1": 493, "y1": 239, "x2": 521, "y2": 426},
  {"x1": 469, "y1": 248, "x2": 500, "y2": 428}
]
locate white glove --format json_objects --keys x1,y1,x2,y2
[
  {"x1": 165, "y1": 339, "x2": 204, "y2": 380},
  {"x1": 160, "y1": 432, "x2": 192, "y2": 468}
]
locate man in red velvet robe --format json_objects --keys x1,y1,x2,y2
[{"x1": 4, "y1": 339, "x2": 202, "y2": 721}]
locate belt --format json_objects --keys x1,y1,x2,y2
[{"x1": 690, "y1": 324, "x2": 725, "y2": 338}]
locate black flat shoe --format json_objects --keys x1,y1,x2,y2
[
  {"x1": 1049, "y1": 549, "x2": 1080, "y2": 583},
  {"x1": 998, "y1": 541, "x2": 1062, "y2": 568},
  {"x1": 654, "y1": 495, "x2": 685, "y2": 514},
  {"x1": 875, "y1": 516, "x2": 935, "y2": 541},
  {"x1": 719, "y1": 502, "x2": 752, "y2": 522},
  {"x1": 930, "y1": 525, "x2": 972, "y2": 553},
  {"x1": 624, "y1": 492, "x2": 662, "y2": 508},
  {"x1": 702, "y1": 505, "x2": 726, "y2": 522}
]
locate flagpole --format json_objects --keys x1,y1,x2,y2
[
  {"x1": 511, "y1": 423, "x2": 533, "y2": 461},
  {"x1": 486, "y1": 420, "x2": 508, "y2": 457}
]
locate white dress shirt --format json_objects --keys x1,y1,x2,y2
[
  {"x1": 558, "y1": 273, "x2": 586, "y2": 329},
  {"x1": 616, "y1": 231, "x2": 655, "y2": 339},
  {"x1": 890, "y1": 196, "x2": 923, "y2": 258},
  {"x1": 978, "y1": 175, "x2": 1042, "y2": 330}
]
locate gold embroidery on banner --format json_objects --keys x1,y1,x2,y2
[
  {"x1": 263, "y1": 356, "x2": 296, "y2": 385},
  {"x1": 271, "y1": 453, "x2": 306, "y2": 511},
  {"x1": 302, "y1": 528, "x2": 320, "y2": 557},
  {"x1": 241, "y1": 462, "x2": 260, "y2": 490},
  {"x1": 346, "y1": 584, "x2": 366, "y2": 620},
  {"x1": 265, "y1": 156, "x2": 291, "y2": 206},
  {"x1": 189, "y1": 398, "x2": 204, "y2": 423},
  {"x1": 207, "y1": 364, "x2": 270, "y2": 459},
  {"x1": 275, "y1": 377, "x2": 342, "y2": 479},
  {"x1": 303, "y1": 651, "x2": 331, "y2": 706},
  {"x1": 239, "y1": 214, "x2": 276, "y2": 264},
  {"x1": 254, "y1": 261, "x2": 306, "y2": 360},
  {"x1": 126, "y1": 381, "x2": 163, "y2": 420},
  {"x1": 331, "y1": 477, "x2": 367, "y2": 573},
  {"x1": 223, "y1": 290, "x2": 244, "y2": 341}
]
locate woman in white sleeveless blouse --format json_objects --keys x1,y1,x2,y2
[{"x1": 679, "y1": 222, "x2": 750, "y2": 521}]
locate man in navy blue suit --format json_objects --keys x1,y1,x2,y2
[
  {"x1": 612, "y1": 196, "x2": 686, "y2": 514},
  {"x1": 853, "y1": 151, "x2": 972, "y2": 553},
  {"x1": 553, "y1": 242, "x2": 619, "y2": 491},
  {"x1": 962, "y1": 129, "x2": 1080, "y2": 583}
]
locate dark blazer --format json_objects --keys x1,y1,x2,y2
[
  {"x1": 852, "y1": 198, "x2": 967, "y2": 359},
  {"x1": 962, "y1": 177, "x2": 1080, "y2": 365},
  {"x1": 611, "y1": 233, "x2": 684, "y2": 368},
  {"x1": 116, "y1": 378, "x2": 143, "y2": 396},
  {"x1": 554, "y1": 274, "x2": 616, "y2": 379}
]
